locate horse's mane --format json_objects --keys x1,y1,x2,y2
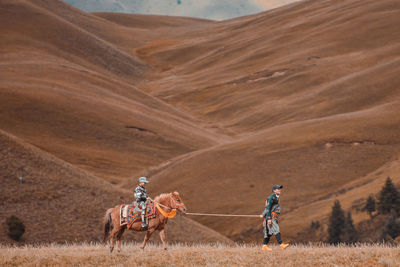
[{"x1": 154, "y1": 193, "x2": 171, "y2": 203}]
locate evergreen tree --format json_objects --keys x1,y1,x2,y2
[
  {"x1": 377, "y1": 177, "x2": 400, "y2": 214},
  {"x1": 342, "y1": 211, "x2": 358, "y2": 244},
  {"x1": 364, "y1": 195, "x2": 376, "y2": 219},
  {"x1": 328, "y1": 200, "x2": 346, "y2": 244},
  {"x1": 382, "y1": 209, "x2": 400, "y2": 240}
]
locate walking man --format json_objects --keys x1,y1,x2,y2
[
  {"x1": 134, "y1": 176, "x2": 150, "y2": 228},
  {"x1": 260, "y1": 184, "x2": 290, "y2": 251}
]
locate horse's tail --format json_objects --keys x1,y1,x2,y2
[{"x1": 103, "y1": 208, "x2": 113, "y2": 243}]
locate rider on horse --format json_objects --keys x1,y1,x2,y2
[{"x1": 134, "y1": 176, "x2": 150, "y2": 228}]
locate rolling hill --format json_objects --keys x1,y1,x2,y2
[
  {"x1": 1, "y1": 0, "x2": 399, "y2": 244},
  {"x1": 134, "y1": 0, "x2": 400, "y2": 241},
  {"x1": 0, "y1": 0, "x2": 231, "y2": 244},
  {"x1": 0, "y1": 129, "x2": 232, "y2": 244},
  {"x1": 0, "y1": 0, "x2": 227, "y2": 184}
]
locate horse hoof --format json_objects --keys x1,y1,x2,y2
[
  {"x1": 117, "y1": 249, "x2": 121, "y2": 253},
  {"x1": 109, "y1": 247, "x2": 114, "y2": 253},
  {"x1": 164, "y1": 247, "x2": 168, "y2": 251}
]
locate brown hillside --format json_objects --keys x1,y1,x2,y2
[
  {"x1": 148, "y1": 102, "x2": 400, "y2": 240},
  {"x1": 141, "y1": 0, "x2": 400, "y2": 135},
  {"x1": 0, "y1": 0, "x2": 227, "y2": 183},
  {"x1": 1, "y1": 0, "x2": 146, "y2": 80},
  {"x1": 1, "y1": 0, "x2": 400, "y2": 244},
  {"x1": 0, "y1": 130, "x2": 232, "y2": 244},
  {"x1": 133, "y1": 0, "x2": 400, "y2": 241}
]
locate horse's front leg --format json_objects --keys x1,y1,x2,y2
[
  {"x1": 159, "y1": 229, "x2": 167, "y2": 250},
  {"x1": 140, "y1": 229, "x2": 155, "y2": 250}
]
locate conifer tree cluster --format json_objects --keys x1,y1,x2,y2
[
  {"x1": 359, "y1": 177, "x2": 400, "y2": 241},
  {"x1": 377, "y1": 177, "x2": 400, "y2": 240},
  {"x1": 321, "y1": 177, "x2": 399, "y2": 244},
  {"x1": 327, "y1": 200, "x2": 357, "y2": 244}
]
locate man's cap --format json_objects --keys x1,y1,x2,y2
[
  {"x1": 138, "y1": 176, "x2": 149, "y2": 183},
  {"x1": 272, "y1": 184, "x2": 283, "y2": 191}
]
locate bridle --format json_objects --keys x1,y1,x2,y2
[{"x1": 171, "y1": 196, "x2": 185, "y2": 210}]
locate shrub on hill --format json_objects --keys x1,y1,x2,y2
[
  {"x1": 5, "y1": 215, "x2": 25, "y2": 241},
  {"x1": 381, "y1": 209, "x2": 400, "y2": 241},
  {"x1": 310, "y1": 220, "x2": 321, "y2": 230}
]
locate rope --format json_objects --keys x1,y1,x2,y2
[
  {"x1": 149, "y1": 198, "x2": 174, "y2": 210},
  {"x1": 150, "y1": 198, "x2": 261, "y2": 218},
  {"x1": 185, "y1": 212, "x2": 260, "y2": 218}
]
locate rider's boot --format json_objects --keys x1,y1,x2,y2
[
  {"x1": 261, "y1": 245, "x2": 272, "y2": 251},
  {"x1": 280, "y1": 243, "x2": 290, "y2": 250},
  {"x1": 141, "y1": 214, "x2": 147, "y2": 228}
]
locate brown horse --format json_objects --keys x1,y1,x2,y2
[{"x1": 103, "y1": 192, "x2": 187, "y2": 252}]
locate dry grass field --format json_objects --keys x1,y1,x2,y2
[{"x1": 1, "y1": 243, "x2": 399, "y2": 267}]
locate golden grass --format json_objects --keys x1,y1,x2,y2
[{"x1": 0, "y1": 243, "x2": 398, "y2": 267}]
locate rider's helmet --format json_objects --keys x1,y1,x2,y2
[{"x1": 138, "y1": 176, "x2": 149, "y2": 184}]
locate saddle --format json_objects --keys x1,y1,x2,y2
[{"x1": 120, "y1": 200, "x2": 156, "y2": 228}]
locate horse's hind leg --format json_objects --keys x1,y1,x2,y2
[
  {"x1": 109, "y1": 227, "x2": 119, "y2": 253},
  {"x1": 116, "y1": 227, "x2": 126, "y2": 252}
]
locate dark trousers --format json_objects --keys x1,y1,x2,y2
[{"x1": 263, "y1": 232, "x2": 282, "y2": 245}]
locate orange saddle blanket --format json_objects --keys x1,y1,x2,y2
[{"x1": 120, "y1": 200, "x2": 156, "y2": 228}]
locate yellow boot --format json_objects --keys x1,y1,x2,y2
[
  {"x1": 280, "y1": 243, "x2": 290, "y2": 250},
  {"x1": 261, "y1": 245, "x2": 272, "y2": 251}
]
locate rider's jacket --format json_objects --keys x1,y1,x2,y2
[{"x1": 134, "y1": 185, "x2": 148, "y2": 203}]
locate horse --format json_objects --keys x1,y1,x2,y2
[{"x1": 103, "y1": 191, "x2": 187, "y2": 252}]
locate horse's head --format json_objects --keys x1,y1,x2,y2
[{"x1": 171, "y1": 192, "x2": 187, "y2": 213}]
